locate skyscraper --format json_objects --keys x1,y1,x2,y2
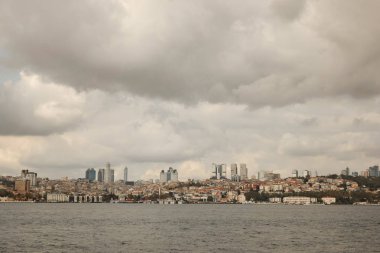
[
  {"x1": 103, "y1": 163, "x2": 114, "y2": 183},
  {"x1": 240, "y1": 164, "x2": 248, "y2": 180},
  {"x1": 98, "y1": 169, "x2": 105, "y2": 182},
  {"x1": 124, "y1": 166, "x2": 128, "y2": 183},
  {"x1": 292, "y1": 170, "x2": 298, "y2": 178},
  {"x1": 85, "y1": 168, "x2": 96, "y2": 181},
  {"x1": 160, "y1": 167, "x2": 179, "y2": 183},
  {"x1": 231, "y1": 163, "x2": 239, "y2": 181},
  {"x1": 211, "y1": 163, "x2": 226, "y2": 179},
  {"x1": 167, "y1": 167, "x2": 178, "y2": 182},
  {"x1": 160, "y1": 170, "x2": 167, "y2": 183},
  {"x1": 303, "y1": 170, "x2": 311, "y2": 177}
]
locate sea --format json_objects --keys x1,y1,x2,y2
[{"x1": 0, "y1": 203, "x2": 379, "y2": 253}]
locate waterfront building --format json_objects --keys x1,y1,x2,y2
[
  {"x1": 292, "y1": 170, "x2": 298, "y2": 178},
  {"x1": 212, "y1": 163, "x2": 226, "y2": 179},
  {"x1": 47, "y1": 193, "x2": 69, "y2": 203},
  {"x1": 231, "y1": 163, "x2": 239, "y2": 181},
  {"x1": 269, "y1": 197, "x2": 282, "y2": 203},
  {"x1": 283, "y1": 196, "x2": 311, "y2": 205},
  {"x1": 240, "y1": 164, "x2": 248, "y2": 180},
  {"x1": 322, "y1": 197, "x2": 336, "y2": 205},
  {"x1": 98, "y1": 169, "x2": 105, "y2": 182},
  {"x1": 85, "y1": 168, "x2": 96, "y2": 182}
]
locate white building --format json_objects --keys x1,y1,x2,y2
[
  {"x1": 283, "y1": 196, "x2": 311, "y2": 205},
  {"x1": 47, "y1": 193, "x2": 69, "y2": 203},
  {"x1": 322, "y1": 197, "x2": 336, "y2": 205}
]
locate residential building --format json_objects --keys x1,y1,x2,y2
[
  {"x1": 15, "y1": 179, "x2": 30, "y2": 193},
  {"x1": 21, "y1": 169, "x2": 37, "y2": 187},
  {"x1": 292, "y1": 170, "x2": 298, "y2": 178}
]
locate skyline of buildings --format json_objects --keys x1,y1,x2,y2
[
  {"x1": 3, "y1": 163, "x2": 380, "y2": 182},
  {"x1": 3, "y1": 165, "x2": 380, "y2": 205}
]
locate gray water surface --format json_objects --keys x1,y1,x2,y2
[{"x1": 0, "y1": 204, "x2": 379, "y2": 253}]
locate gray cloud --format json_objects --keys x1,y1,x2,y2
[
  {"x1": 0, "y1": 73, "x2": 85, "y2": 135},
  {"x1": 0, "y1": 1, "x2": 379, "y2": 107},
  {"x1": 1, "y1": 1, "x2": 380, "y2": 179}
]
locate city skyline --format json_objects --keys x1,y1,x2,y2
[
  {"x1": 4, "y1": 162, "x2": 379, "y2": 182},
  {"x1": 1, "y1": 1, "x2": 380, "y2": 181}
]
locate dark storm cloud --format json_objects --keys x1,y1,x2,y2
[{"x1": 1, "y1": 1, "x2": 379, "y2": 107}]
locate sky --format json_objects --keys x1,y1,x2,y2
[{"x1": 0, "y1": 0, "x2": 380, "y2": 180}]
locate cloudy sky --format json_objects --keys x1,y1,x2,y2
[{"x1": 0, "y1": 0, "x2": 380, "y2": 180}]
